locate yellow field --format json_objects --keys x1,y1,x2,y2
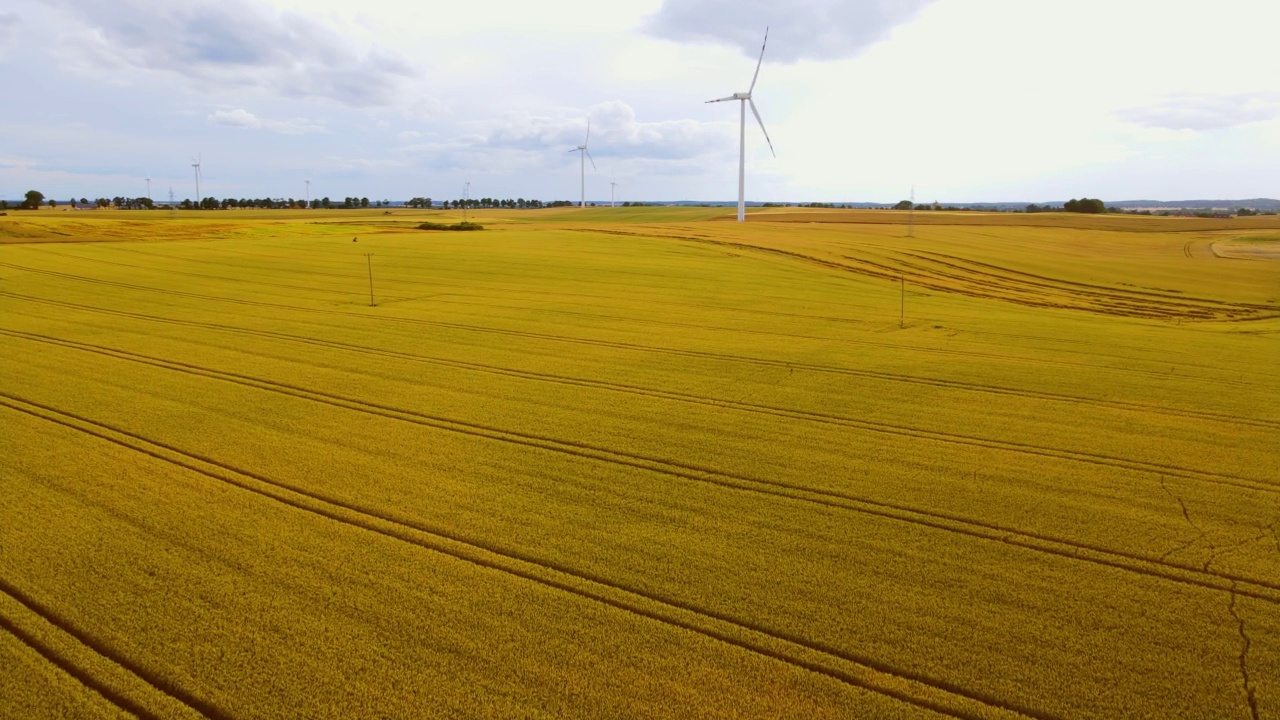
[{"x1": 1, "y1": 207, "x2": 1278, "y2": 720}]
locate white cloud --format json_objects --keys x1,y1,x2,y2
[
  {"x1": 479, "y1": 101, "x2": 733, "y2": 161},
  {"x1": 46, "y1": 0, "x2": 421, "y2": 107},
  {"x1": 208, "y1": 108, "x2": 326, "y2": 135},
  {"x1": 644, "y1": 0, "x2": 939, "y2": 61},
  {"x1": 6, "y1": 0, "x2": 1280, "y2": 202},
  {"x1": 1117, "y1": 94, "x2": 1280, "y2": 132}
]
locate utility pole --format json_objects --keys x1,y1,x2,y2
[{"x1": 365, "y1": 253, "x2": 376, "y2": 307}]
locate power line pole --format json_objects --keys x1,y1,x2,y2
[{"x1": 365, "y1": 253, "x2": 376, "y2": 307}]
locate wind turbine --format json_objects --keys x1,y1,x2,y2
[
  {"x1": 191, "y1": 155, "x2": 202, "y2": 205},
  {"x1": 610, "y1": 181, "x2": 619, "y2": 208},
  {"x1": 305, "y1": 179, "x2": 311, "y2": 207},
  {"x1": 568, "y1": 119, "x2": 596, "y2": 208},
  {"x1": 145, "y1": 177, "x2": 151, "y2": 201},
  {"x1": 706, "y1": 28, "x2": 775, "y2": 222}
]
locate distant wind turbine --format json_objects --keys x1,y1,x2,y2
[
  {"x1": 707, "y1": 27, "x2": 775, "y2": 222},
  {"x1": 610, "y1": 181, "x2": 619, "y2": 208},
  {"x1": 145, "y1": 177, "x2": 151, "y2": 201},
  {"x1": 191, "y1": 155, "x2": 202, "y2": 204},
  {"x1": 305, "y1": 179, "x2": 311, "y2": 207},
  {"x1": 568, "y1": 119, "x2": 596, "y2": 208}
]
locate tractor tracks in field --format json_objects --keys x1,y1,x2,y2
[
  {"x1": 609, "y1": 229, "x2": 1275, "y2": 321},
  {"x1": 901, "y1": 251, "x2": 1269, "y2": 314},
  {"x1": 12, "y1": 247, "x2": 1259, "y2": 385},
  {"x1": 4, "y1": 318, "x2": 1277, "y2": 498},
  {"x1": 0, "y1": 578, "x2": 221, "y2": 719},
  {"x1": 26, "y1": 245, "x2": 384, "y2": 301},
  {"x1": 0, "y1": 394, "x2": 1051, "y2": 720},
  {"x1": 1, "y1": 277, "x2": 1273, "y2": 433},
  {"x1": 4, "y1": 329, "x2": 1280, "y2": 607}
]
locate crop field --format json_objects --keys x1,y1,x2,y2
[{"x1": 1, "y1": 206, "x2": 1278, "y2": 719}]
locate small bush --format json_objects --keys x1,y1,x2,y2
[{"x1": 418, "y1": 221, "x2": 485, "y2": 231}]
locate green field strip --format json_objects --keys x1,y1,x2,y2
[{"x1": 0, "y1": 395, "x2": 1031, "y2": 720}]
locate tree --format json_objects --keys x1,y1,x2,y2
[
  {"x1": 22, "y1": 190, "x2": 44, "y2": 210},
  {"x1": 1063, "y1": 198, "x2": 1105, "y2": 214},
  {"x1": 361, "y1": 197, "x2": 369, "y2": 208},
  {"x1": 892, "y1": 200, "x2": 913, "y2": 210},
  {"x1": 48, "y1": 199, "x2": 57, "y2": 209}
]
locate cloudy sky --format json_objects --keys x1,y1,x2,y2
[{"x1": 3, "y1": 0, "x2": 1278, "y2": 203}]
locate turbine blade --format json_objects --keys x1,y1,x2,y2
[
  {"x1": 585, "y1": 117, "x2": 590, "y2": 146},
  {"x1": 568, "y1": 148, "x2": 578, "y2": 153},
  {"x1": 749, "y1": 99, "x2": 776, "y2": 158},
  {"x1": 585, "y1": 149, "x2": 597, "y2": 171},
  {"x1": 749, "y1": 27, "x2": 768, "y2": 93},
  {"x1": 705, "y1": 95, "x2": 737, "y2": 103}
]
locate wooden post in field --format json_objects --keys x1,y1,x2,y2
[
  {"x1": 365, "y1": 253, "x2": 375, "y2": 307},
  {"x1": 900, "y1": 275, "x2": 905, "y2": 328}
]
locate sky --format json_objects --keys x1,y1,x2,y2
[{"x1": 2, "y1": 0, "x2": 1278, "y2": 203}]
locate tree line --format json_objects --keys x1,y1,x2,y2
[{"x1": 8, "y1": 189, "x2": 587, "y2": 211}]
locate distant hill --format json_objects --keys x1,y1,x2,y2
[
  {"x1": 652, "y1": 199, "x2": 1280, "y2": 211},
  {"x1": 1100, "y1": 198, "x2": 1280, "y2": 211}
]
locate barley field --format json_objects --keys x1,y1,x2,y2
[{"x1": 1, "y1": 207, "x2": 1278, "y2": 720}]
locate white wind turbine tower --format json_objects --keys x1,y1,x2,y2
[
  {"x1": 305, "y1": 179, "x2": 311, "y2": 207},
  {"x1": 707, "y1": 27, "x2": 775, "y2": 222},
  {"x1": 610, "y1": 181, "x2": 619, "y2": 208},
  {"x1": 191, "y1": 155, "x2": 202, "y2": 205},
  {"x1": 568, "y1": 119, "x2": 596, "y2": 208}
]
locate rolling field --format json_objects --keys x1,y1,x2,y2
[{"x1": 1, "y1": 207, "x2": 1278, "y2": 719}]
